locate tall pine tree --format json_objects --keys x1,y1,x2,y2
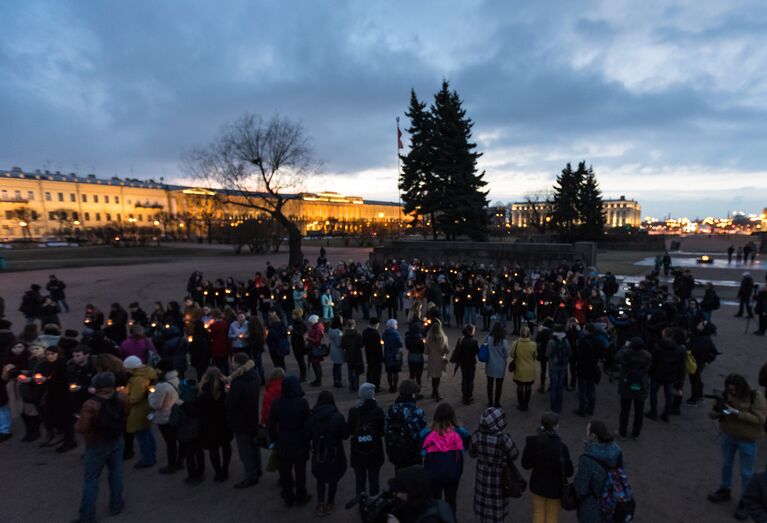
[
  {"x1": 399, "y1": 90, "x2": 438, "y2": 238},
  {"x1": 550, "y1": 162, "x2": 583, "y2": 238},
  {"x1": 428, "y1": 80, "x2": 489, "y2": 240},
  {"x1": 576, "y1": 163, "x2": 605, "y2": 240}
]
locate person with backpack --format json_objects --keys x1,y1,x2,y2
[
  {"x1": 385, "y1": 379, "x2": 427, "y2": 469},
  {"x1": 73, "y1": 371, "x2": 130, "y2": 523},
  {"x1": 347, "y1": 382, "x2": 386, "y2": 496},
  {"x1": 199, "y1": 367, "x2": 233, "y2": 482},
  {"x1": 614, "y1": 337, "x2": 652, "y2": 439},
  {"x1": 707, "y1": 374, "x2": 767, "y2": 520},
  {"x1": 405, "y1": 320, "x2": 426, "y2": 389},
  {"x1": 546, "y1": 325, "x2": 572, "y2": 414},
  {"x1": 148, "y1": 359, "x2": 182, "y2": 474},
  {"x1": 378, "y1": 318, "x2": 401, "y2": 393},
  {"x1": 307, "y1": 390, "x2": 348, "y2": 517},
  {"x1": 420, "y1": 403, "x2": 471, "y2": 517},
  {"x1": 269, "y1": 374, "x2": 312, "y2": 507},
  {"x1": 468, "y1": 406, "x2": 520, "y2": 523},
  {"x1": 574, "y1": 419, "x2": 631, "y2": 523},
  {"x1": 485, "y1": 322, "x2": 509, "y2": 408},
  {"x1": 451, "y1": 324, "x2": 479, "y2": 405},
  {"x1": 226, "y1": 352, "x2": 262, "y2": 489},
  {"x1": 521, "y1": 412, "x2": 574, "y2": 523},
  {"x1": 686, "y1": 320, "x2": 717, "y2": 406},
  {"x1": 510, "y1": 325, "x2": 536, "y2": 411},
  {"x1": 123, "y1": 356, "x2": 157, "y2": 469},
  {"x1": 646, "y1": 327, "x2": 686, "y2": 422},
  {"x1": 342, "y1": 319, "x2": 364, "y2": 392}
]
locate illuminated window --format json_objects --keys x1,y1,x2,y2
[
  {"x1": 94, "y1": 194, "x2": 99, "y2": 203},
  {"x1": 58, "y1": 192, "x2": 64, "y2": 202},
  {"x1": 45, "y1": 192, "x2": 51, "y2": 201},
  {"x1": 105, "y1": 195, "x2": 110, "y2": 203},
  {"x1": 82, "y1": 194, "x2": 88, "y2": 203}
]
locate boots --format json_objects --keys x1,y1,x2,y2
[{"x1": 22, "y1": 414, "x2": 41, "y2": 443}]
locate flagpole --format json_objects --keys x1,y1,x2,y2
[{"x1": 396, "y1": 116, "x2": 402, "y2": 235}]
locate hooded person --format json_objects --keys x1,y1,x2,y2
[
  {"x1": 382, "y1": 318, "x2": 404, "y2": 393},
  {"x1": 388, "y1": 465, "x2": 457, "y2": 523},
  {"x1": 468, "y1": 407, "x2": 520, "y2": 523},
  {"x1": 574, "y1": 420, "x2": 625, "y2": 523},
  {"x1": 307, "y1": 391, "x2": 348, "y2": 517},
  {"x1": 347, "y1": 382, "x2": 386, "y2": 496},
  {"x1": 226, "y1": 352, "x2": 262, "y2": 489},
  {"x1": 123, "y1": 355, "x2": 157, "y2": 469},
  {"x1": 269, "y1": 374, "x2": 311, "y2": 507}
]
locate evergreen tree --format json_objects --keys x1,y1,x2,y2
[
  {"x1": 399, "y1": 90, "x2": 438, "y2": 238},
  {"x1": 428, "y1": 80, "x2": 489, "y2": 240},
  {"x1": 577, "y1": 164, "x2": 605, "y2": 240},
  {"x1": 550, "y1": 162, "x2": 582, "y2": 238}
]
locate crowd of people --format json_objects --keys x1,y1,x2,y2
[{"x1": 2, "y1": 252, "x2": 767, "y2": 523}]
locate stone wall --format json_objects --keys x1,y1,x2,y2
[{"x1": 370, "y1": 240, "x2": 597, "y2": 269}]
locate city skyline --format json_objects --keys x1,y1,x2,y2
[{"x1": 2, "y1": 1, "x2": 767, "y2": 218}]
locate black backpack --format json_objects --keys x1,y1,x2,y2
[
  {"x1": 624, "y1": 364, "x2": 646, "y2": 395},
  {"x1": 385, "y1": 407, "x2": 418, "y2": 465},
  {"x1": 353, "y1": 413, "x2": 380, "y2": 457},
  {"x1": 312, "y1": 419, "x2": 337, "y2": 465},
  {"x1": 94, "y1": 393, "x2": 125, "y2": 440},
  {"x1": 550, "y1": 338, "x2": 571, "y2": 367}
]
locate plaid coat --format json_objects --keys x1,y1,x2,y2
[{"x1": 469, "y1": 407, "x2": 520, "y2": 522}]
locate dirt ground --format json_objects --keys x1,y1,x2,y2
[{"x1": 1, "y1": 246, "x2": 766, "y2": 523}]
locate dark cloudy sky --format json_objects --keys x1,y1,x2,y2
[{"x1": 2, "y1": 1, "x2": 766, "y2": 218}]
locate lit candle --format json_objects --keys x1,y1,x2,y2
[{"x1": 187, "y1": 336, "x2": 194, "y2": 343}]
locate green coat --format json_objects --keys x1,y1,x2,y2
[{"x1": 126, "y1": 366, "x2": 157, "y2": 433}]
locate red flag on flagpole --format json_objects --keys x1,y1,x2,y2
[{"x1": 397, "y1": 119, "x2": 404, "y2": 149}]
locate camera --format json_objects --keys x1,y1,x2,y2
[
  {"x1": 345, "y1": 490, "x2": 400, "y2": 523},
  {"x1": 704, "y1": 389, "x2": 729, "y2": 414}
]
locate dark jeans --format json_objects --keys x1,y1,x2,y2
[
  {"x1": 549, "y1": 367, "x2": 567, "y2": 413},
  {"x1": 649, "y1": 381, "x2": 673, "y2": 417},
  {"x1": 317, "y1": 479, "x2": 339, "y2": 505},
  {"x1": 348, "y1": 365, "x2": 361, "y2": 391},
  {"x1": 409, "y1": 361, "x2": 424, "y2": 386},
  {"x1": 619, "y1": 397, "x2": 645, "y2": 437},
  {"x1": 689, "y1": 366, "x2": 704, "y2": 400},
  {"x1": 539, "y1": 359, "x2": 548, "y2": 390},
  {"x1": 460, "y1": 364, "x2": 475, "y2": 402},
  {"x1": 134, "y1": 427, "x2": 156, "y2": 466},
  {"x1": 158, "y1": 423, "x2": 180, "y2": 468},
  {"x1": 253, "y1": 350, "x2": 265, "y2": 384},
  {"x1": 234, "y1": 432, "x2": 262, "y2": 481},
  {"x1": 294, "y1": 350, "x2": 307, "y2": 381},
  {"x1": 310, "y1": 360, "x2": 322, "y2": 383},
  {"x1": 279, "y1": 456, "x2": 308, "y2": 502},
  {"x1": 387, "y1": 371, "x2": 400, "y2": 392},
  {"x1": 354, "y1": 464, "x2": 381, "y2": 496},
  {"x1": 737, "y1": 298, "x2": 753, "y2": 317},
  {"x1": 367, "y1": 364, "x2": 382, "y2": 392},
  {"x1": 333, "y1": 363, "x2": 344, "y2": 386},
  {"x1": 515, "y1": 381, "x2": 532, "y2": 409},
  {"x1": 487, "y1": 377, "x2": 504, "y2": 406},
  {"x1": 79, "y1": 438, "x2": 124, "y2": 523},
  {"x1": 181, "y1": 441, "x2": 205, "y2": 478},
  {"x1": 430, "y1": 480, "x2": 459, "y2": 516},
  {"x1": 431, "y1": 377, "x2": 441, "y2": 398},
  {"x1": 270, "y1": 352, "x2": 286, "y2": 370},
  {"x1": 577, "y1": 378, "x2": 596, "y2": 415},
  {"x1": 208, "y1": 442, "x2": 232, "y2": 478}
]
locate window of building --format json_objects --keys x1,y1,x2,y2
[
  {"x1": 116, "y1": 214, "x2": 121, "y2": 222},
  {"x1": 115, "y1": 196, "x2": 120, "y2": 204},
  {"x1": 27, "y1": 191, "x2": 34, "y2": 200},
  {"x1": 82, "y1": 194, "x2": 88, "y2": 203},
  {"x1": 70, "y1": 193, "x2": 76, "y2": 202},
  {"x1": 1, "y1": 189, "x2": 7, "y2": 200},
  {"x1": 15, "y1": 190, "x2": 21, "y2": 199},
  {"x1": 138, "y1": 214, "x2": 143, "y2": 221},
  {"x1": 93, "y1": 194, "x2": 99, "y2": 203},
  {"x1": 95, "y1": 213, "x2": 101, "y2": 222},
  {"x1": 105, "y1": 195, "x2": 110, "y2": 204},
  {"x1": 84, "y1": 212, "x2": 90, "y2": 221},
  {"x1": 58, "y1": 192, "x2": 64, "y2": 202},
  {"x1": 72, "y1": 212, "x2": 79, "y2": 220},
  {"x1": 129, "y1": 214, "x2": 134, "y2": 219},
  {"x1": 106, "y1": 213, "x2": 112, "y2": 221},
  {"x1": 45, "y1": 192, "x2": 51, "y2": 201}
]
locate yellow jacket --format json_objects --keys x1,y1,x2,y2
[
  {"x1": 511, "y1": 337, "x2": 537, "y2": 384},
  {"x1": 126, "y1": 365, "x2": 157, "y2": 433}
]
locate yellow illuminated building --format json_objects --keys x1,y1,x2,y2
[
  {"x1": 510, "y1": 195, "x2": 642, "y2": 228},
  {"x1": 0, "y1": 167, "x2": 402, "y2": 240}
]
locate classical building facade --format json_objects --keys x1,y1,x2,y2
[
  {"x1": 0, "y1": 167, "x2": 401, "y2": 240},
  {"x1": 509, "y1": 195, "x2": 642, "y2": 229}
]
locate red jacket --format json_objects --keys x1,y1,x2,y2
[
  {"x1": 307, "y1": 322, "x2": 325, "y2": 346},
  {"x1": 261, "y1": 377, "x2": 283, "y2": 425},
  {"x1": 209, "y1": 319, "x2": 230, "y2": 358}
]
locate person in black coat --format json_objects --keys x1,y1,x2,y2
[
  {"x1": 269, "y1": 374, "x2": 311, "y2": 507},
  {"x1": 450, "y1": 325, "x2": 479, "y2": 405},
  {"x1": 347, "y1": 383, "x2": 386, "y2": 496},
  {"x1": 647, "y1": 327, "x2": 686, "y2": 422},
  {"x1": 187, "y1": 320, "x2": 210, "y2": 381},
  {"x1": 199, "y1": 367, "x2": 233, "y2": 482},
  {"x1": 290, "y1": 311, "x2": 308, "y2": 382},
  {"x1": 106, "y1": 303, "x2": 129, "y2": 345},
  {"x1": 19, "y1": 284, "x2": 43, "y2": 325},
  {"x1": 308, "y1": 391, "x2": 348, "y2": 517},
  {"x1": 38, "y1": 297, "x2": 61, "y2": 327},
  {"x1": 521, "y1": 412, "x2": 573, "y2": 521},
  {"x1": 574, "y1": 323, "x2": 602, "y2": 417},
  {"x1": 615, "y1": 337, "x2": 652, "y2": 438},
  {"x1": 128, "y1": 302, "x2": 149, "y2": 328},
  {"x1": 225, "y1": 353, "x2": 261, "y2": 488},
  {"x1": 362, "y1": 319, "x2": 382, "y2": 392},
  {"x1": 405, "y1": 320, "x2": 426, "y2": 387},
  {"x1": 38, "y1": 345, "x2": 75, "y2": 451},
  {"x1": 46, "y1": 275, "x2": 69, "y2": 313}
]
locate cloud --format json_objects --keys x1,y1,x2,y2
[{"x1": 1, "y1": 0, "x2": 766, "y2": 217}]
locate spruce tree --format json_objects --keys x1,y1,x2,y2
[
  {"x1": 577, "y1": 164, "x2": 605, "y2": 240},
  {"x1": 428, "y1": 81, "x2": 489, "y2": 240},
  {"x1": 399, "y1": 89, "x2": 438, "y2": 238},
  {"x1": 550, "y1": 162, "x2": 582, "y2": 238}
]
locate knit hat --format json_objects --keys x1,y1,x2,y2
[
  {"x1": 359, "y1": 382, "x2": 376, "y2": 401},
  {"x1": 123, "y1": 355, "x2": 143, "y2": 369},
  {"x1": 91, "y1": 371, "x2": 116, "y2": 390},
  {"x1": 307, "y1": 314, "x2": 319, "y2": 325},
  {"x1": 386, "y1": 318, "x2": 398, "y2": 329}
]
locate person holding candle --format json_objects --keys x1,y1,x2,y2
[
  {"x1": 38, "y1": 345, "x2": 75, "y2": 451},
  {"x1": 123, "y1": 356, "x2": 157, "y2": 469},
  {"x1": 226, "y1": 352, "x2": 263, "y2": 489},
  {"x1": 228, "y1": 313, "x2": 250, "y2": 356},
  {"x1": 148, "y1": 360, "x2": 182, "y2": 474}
]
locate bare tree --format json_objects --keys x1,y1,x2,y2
[
  {"x1": 11, "y1": 207, "x2": 38, "y2": 240},
  {"x1": 183, "y1": 113, "x2": 318, "y2": 267},
  {"x1": 183, "y1": 191, "x2": 222, "y2": 244},
  {"x1": 522, "y1": 190, "x2": 552, "y2": 233}
]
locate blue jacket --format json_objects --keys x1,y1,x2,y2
[
  {"x1": 574, "y1": 441, "x2": 623, "y2": 523},
  {"x1": 269, "y1": 375, "x2": 310, "y2": 459},
  {"x1": 382, "y1": 327, "x2": 404, "y2": 368}
]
